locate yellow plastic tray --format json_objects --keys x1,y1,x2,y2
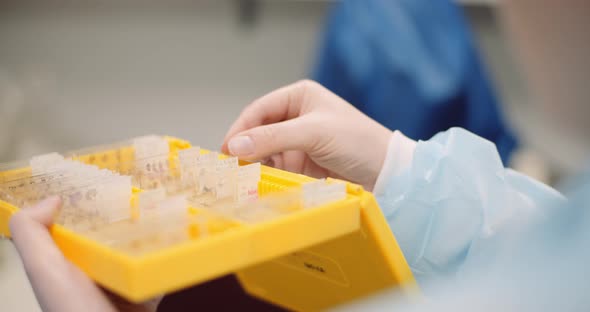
[{"x1": 0, "y1": 137, "x2": 417, "y2": 310}]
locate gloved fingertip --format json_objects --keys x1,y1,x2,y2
[
  {"x1": 22, "y1": 196, "x2": 62, "y2": 225},
  {"x1": 228, "y1": 136, "x2": 255, "y2": 157},
  {"x1": 220, "y1": 141, "x2": 230, "y2": 155},
  {"x1": 43, "y1": 195, "x2": 62, "y2": 207}
]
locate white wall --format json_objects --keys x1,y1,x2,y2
[{"x1": 0, "y1": 2, "x2": 328, "y2": 161}]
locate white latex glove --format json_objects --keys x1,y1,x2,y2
[
  {"x1": 10, "y1": 197, "x2": 161, "y2": 312},
  {"x1": 222, "y1": 80, "x2": 393, "y2": 191}
]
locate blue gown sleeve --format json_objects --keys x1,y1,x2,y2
[{"x1": 375, "y1": 128, "x2": 563, "y2": 286}]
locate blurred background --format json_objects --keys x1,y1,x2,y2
[{"x1": 0, "y1": 1, "x2": 549, "y2": 311}]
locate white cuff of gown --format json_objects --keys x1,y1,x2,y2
[{"x1": 373, "y1": 131, "x2": 417, "y2": 196}]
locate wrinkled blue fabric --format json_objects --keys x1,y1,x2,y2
[
  {"x1": 336, "y1": 156, "x2": 590, "y2": 310},
  {"x1": 375, "y1": 128, "x2": 563, "y2": 286},
  {"x1": 313, "y1": 0, "x2": 517, "y2": 163},
  {"x1": 370, "y1": 171, "x2": 590, "y2": 312}
]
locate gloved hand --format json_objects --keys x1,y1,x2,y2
[
  {"x1": 222, "y1": 80, "x2": 393, "y2": 191},
  {"x1": 9, "y1": 197, "x2": 161, "y2": 312}
]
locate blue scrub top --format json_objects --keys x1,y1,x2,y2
[{"x1": 313, "y1": 0, "x2": 517, "y2": 164}]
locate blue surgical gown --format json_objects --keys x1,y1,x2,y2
[
  {"x1": 355, "y1": 127, "x2": 590, "y2": 311},
  {"x1": 313, "y1": 0, "x2": 517, "y2": 163},
  {"x1": 375, "y1": 128, "x2": 565, "y2": 288}
]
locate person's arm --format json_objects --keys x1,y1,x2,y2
[{"x1": 222, "y1": 80, "x2": 564, "y2": 288}]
